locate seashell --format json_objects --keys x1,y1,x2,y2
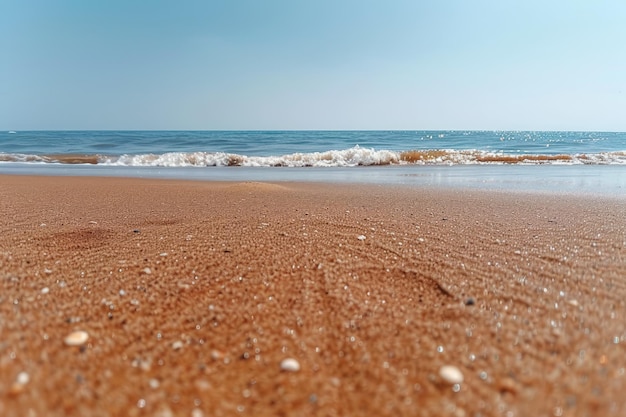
[
  {"x1": 439, "y1": 365, "x2": 463, "y2": 384},
  {"x1": 64, "y1": 330, "x2": 89, "y2": 346},
  {"x1": 280, "y1": 358, "x2": 301, "y2": 372}
]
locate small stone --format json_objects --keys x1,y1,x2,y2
[
  {"x1": 154, "y1": 405, "x2": 174, "y2": 417},
  {"x1": 357, "y1": 235, "x2": 366, "y2": 241},
  {"x1": 280, "y1": 358, "x2": 300, "y2": 372},
  {"x1": 195, "y1": 379, "x2": 212, "y2": 391},
  {"x1": 142, "y1": 267, "x2": 152, "y2": 275},
  {"x1": 210, "y1": 349, "x2": 224, "y2": 361},
  {"x1": 191, "y1": 408, "x2": 205, "y2": 417},
  {"x1": 64, "y1": 330, "x2": 89, "y2": 346},
  {"x1": 568, "y1": 299, "x2": 579, "y2": 307},
  {"x1": 172, "y1": 341, "x2": 184, "y2": 350},
  {"x1": 9, "y1": 372, "x2": 30, "y2": 394},
  {"x1": 464, "y1": 297, "x2": 475, "y2": 306},
  {"x1": 41, "y1": 287, "x2": 50, "y2": 294},
  {"x1": 439, "y1": 365, "x2": 464, "y2": 384},
  {"x1": 499, "y1": 377, "x2": 518, "y2": 395},
  {"x1": 16, "y1": 371, "x2": 29, "y2": 385}
]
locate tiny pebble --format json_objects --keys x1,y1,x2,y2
[
  {"x1": 41, "y1": 287, "x2": 50, "y2": 294},
  {"x1": 64, "y1": 330, "x2": 89, "y2": 346},
  {"x1": 191, "y1": 408, "x2": 205, "y2": 417},
  {"x1": 210, "y1": 349, "x2": 224, "y2": 361},
  {"x1": 499, "y1": 377, "x2": 518, "y2": 394},
  {"x1": 439, "y1": 365, "x2": 464, "y2": 384},
  {"x1": 9, "y1": 372, "x2": 30, "y2": 394},
  {"x1": 172, "y1": 341, "x2": 184, "y2": 350},
  {"x1": 16, "y1": 371, "x2": 30, "y2": 385},
  {"x1": 142, "y1": 267, "x2": 152, "y2": 275},
  {"x1": 357, "y1": 235, "x2": 366, "y2": 241},
  {"x1": 280, "y1": 358, "x2": 300, "y2": 372},
  {"x1": 119, "y1": 289, "x2": 126, "y2": 296},
  {"x1": 155, "y1": 406, "x2": 174, "y2": 417},
  {"x1": 568, "y1": 299, "x2": 579, "y2": 307},
  {"x1": 464, "y1": 297, "x2": 475, "y2": 306}
]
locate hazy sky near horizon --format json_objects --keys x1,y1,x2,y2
[{"x1": 1, "y1": 0, "x2": 625, "y2": 130}]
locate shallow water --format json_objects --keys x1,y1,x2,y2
[{"x1": 2, "y1": 163, "x2": 624, "y2": 198}]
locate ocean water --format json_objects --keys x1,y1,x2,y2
[{"x1": 1, "y1": 130, "x2": 625, "y2": 195}]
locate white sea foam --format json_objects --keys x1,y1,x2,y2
[
  {"x1": 103, "y1": 146, "x2": 401, "y2": 167},
  {"x1": 2, "y1": 147, "x2": 625, "y2": 167},
  {"x1": 100, "y1": 148, "x2": 626, "y2": 167}
]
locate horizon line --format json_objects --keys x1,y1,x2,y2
[{"x1": 4, "y1": 128, "x2": 626, "y2": 133}]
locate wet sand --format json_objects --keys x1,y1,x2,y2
[{"x1": 1, "y1": 175, "x2": 625, "y2": 417}]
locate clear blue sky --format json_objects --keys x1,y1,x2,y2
[{"x1": 1, "y1": 0, "x2": 625, "y2": 130}]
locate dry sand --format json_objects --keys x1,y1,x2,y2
[{"x1": 1, "y1": 175, "x2": 625, "y2": 417}]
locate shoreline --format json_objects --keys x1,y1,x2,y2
[
  {"x1": 1, "y1": 175, "x2": 625, "y2": 416},
  {"x1": 0, "y1": 165, "x2": 625, "y2": 200}
]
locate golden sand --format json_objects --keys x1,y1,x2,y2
[{"x1": 1, "y1": 175, "x2": 625, "y2": 416}]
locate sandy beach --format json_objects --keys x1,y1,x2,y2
[{"x1": 1, "y1": 175, "x2": 625, "y2": 417}]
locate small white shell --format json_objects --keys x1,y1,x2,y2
[
  {"x1": 439, "y1": 365, "x2": 463, "y2": 384},
  {"x1": 64, "y1": 330, "x2": 89, "y2": 346},
  {"x1": 280, "y1": 358, "x2": 300, "y2": 372},
  {"x1": 16, "y1": 371, "x2": 30, "y2": 385}
]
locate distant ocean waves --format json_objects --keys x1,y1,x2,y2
[{"x1": 1, "y1": 146, "x2": 625, "y2": 167}]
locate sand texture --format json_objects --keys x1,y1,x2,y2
[{"x1": 1, "y1": 176, "x2": 625, "y2": 416}]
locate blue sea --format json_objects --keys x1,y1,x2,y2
[{"x1": 1, "y1": 130, "x2": 625, "y2": 196}]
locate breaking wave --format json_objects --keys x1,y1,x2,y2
[{"x1": 1, "y1": 146, "x2": 625, "y2": 167}]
